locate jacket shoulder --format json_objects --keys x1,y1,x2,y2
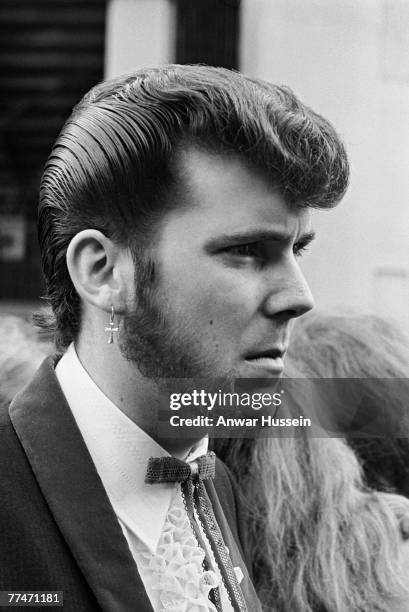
[
  {"x1": 0, "y1": 398, "x2": 34, "y2": 485},
  {"x1": 0, "y1": 400, "x2": 11, "y2": 427},
  {"x1": 0, "y1": 356, "x2": 58, "y2": 483},
  {"x1": 0, "y1": 400, "x2": 22, "y2": 458}
]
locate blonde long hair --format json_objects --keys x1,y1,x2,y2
[{"x1": 215, "y1": 434, "x2": 409, "y2": 611}]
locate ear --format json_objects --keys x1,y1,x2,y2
[{"x1": 66, "y1": 229, "x2": 131, "y2": 314}]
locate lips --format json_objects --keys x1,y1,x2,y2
[
  {"x1": 245, "y1": 347, "x2": 286, "y2": 361},
  {"x1": 244, "y1": 347, "x2": 286, "y2": 376}
]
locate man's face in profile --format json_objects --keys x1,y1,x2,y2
[{"x1": 120, "y1": 148, "x2": 315, "y2": 380}]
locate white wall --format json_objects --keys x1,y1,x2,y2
[
  {"x1": 240, "y1": 0, "x2": 409, "y2": 331},
  {"x1": 105, "y1": 0, "x2": 175, "y2": 78}
]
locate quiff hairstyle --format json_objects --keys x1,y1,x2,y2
[{"x1": 38, "y1": 64, "x2": 349, "y2": 349}]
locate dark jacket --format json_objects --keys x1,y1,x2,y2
[{"x1": 0, "y1": 357, "x2": 261, "y2": 612}]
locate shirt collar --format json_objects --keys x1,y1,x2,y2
[{"x1": 55, "y1": 343, "x2": 208, "y2": 552}]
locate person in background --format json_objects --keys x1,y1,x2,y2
[
  {"x1": 0, "y1": 315, "x2": 51, "y2": 409},
  {"x1": 287, "y1": 312, "x2": 409, "y2": 497},
  {"x1": 214, "y1": 312, "x2": 409, "y2": 610},
  {"x1": 214, "y1": 420, "x2": 409, "y2": 611}
]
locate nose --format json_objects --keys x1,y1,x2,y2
[{"x1": 261, "y1": 262, "x2": 315, "y2": 322}]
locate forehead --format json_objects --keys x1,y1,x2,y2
[{"x1": 167, "y1": 147, "x2": 311, "y2": 239}]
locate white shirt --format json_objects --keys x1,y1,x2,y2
[{"x1": 55, "y1": 344, "x2": 234, "y2": 612}]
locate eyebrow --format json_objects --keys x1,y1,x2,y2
[{"x1": 205, "y1": 228, "x2": 316, "y2": 251}]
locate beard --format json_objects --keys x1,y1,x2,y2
[{"x1": 118, "y1": 257, "x2": 233, "y2": 383}]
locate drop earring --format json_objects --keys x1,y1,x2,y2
[{"x1": 104, "y1": 305, "x2": 119, "y2": 344}]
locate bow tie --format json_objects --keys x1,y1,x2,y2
[{"x1": 145, "y1": 451, "x2": 216, "y2": 484}]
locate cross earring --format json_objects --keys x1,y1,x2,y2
[{"x1": 104, "y1": 305, "x2": 119, "y2": 344}]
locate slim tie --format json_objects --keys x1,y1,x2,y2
[{"x1": 145, "y1": 452, "x2": 248, "y2": 612}]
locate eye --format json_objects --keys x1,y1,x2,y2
[
  {"x1": 293, "y1": 241, "x2": 309, "y2": 258},
  {"x1": 226, "y1": 243, "x2": 262, "y2": 258}
]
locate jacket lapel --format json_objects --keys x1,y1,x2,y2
[
  {"x1": 205, "y1": 480, "x2": 264, "y2": 612},
  {"x1": 9, "y1": 357, "x2": 153, "y2": 612}
]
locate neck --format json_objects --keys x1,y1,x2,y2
[{"x1": 75, "y1": 333, "x2": 201, "y2": 457}]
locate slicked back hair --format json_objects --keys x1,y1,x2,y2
[{"x1": 38, "y1": 64, "x2": 349, "y2": 348}]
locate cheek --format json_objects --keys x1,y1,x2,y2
[
  {"x1": 182, "y1": 278, "x2": 258, "y2": 340},
  {"x1": 159, "y1": 255, "x2": 261, "y2": 336}
]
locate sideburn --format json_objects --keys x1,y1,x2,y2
[{"x1": 118, "y1": 252, "x2": 206, "y2": 380}]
